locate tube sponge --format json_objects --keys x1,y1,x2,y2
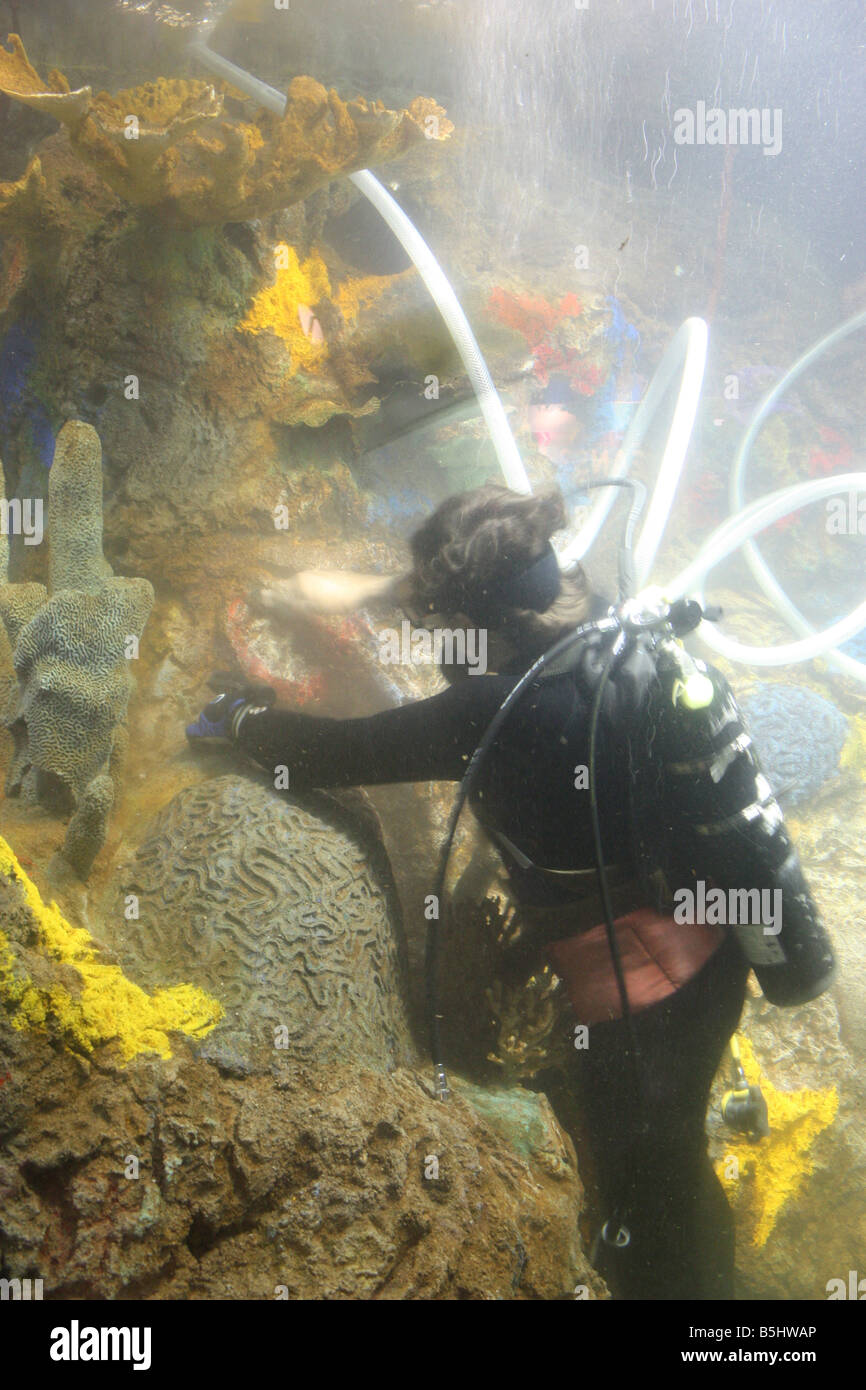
[{"x1": 48, "y1": 421, "x2": 111, "y2": 593}]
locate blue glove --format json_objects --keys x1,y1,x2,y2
[
  {"x1": 186, "y1": 693, "x2": 247, "y2": 745},
  {"x1": 186, "y1": 674, "x2": 276, "y2": 746}
]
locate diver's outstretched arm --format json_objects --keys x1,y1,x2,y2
[{"x1": 251, "y1": 570, "x2": 409, "y2": 619}]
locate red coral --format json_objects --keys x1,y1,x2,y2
[
  {"x1": 226, "y1": 598, "x2": 325, "y2": 705},
  {"x1": 558, "y1": 292, "x2": 583, "y2": 318},
  {"x1": 488, "y1": 288, "x2": 559, "y2": 342},
  {"x1": 807, "y1": 426, "x2": 852, "y2": 477},
  {"x1": 569, "y1": 363, "x2": 605, "y2": 396},
  {"x1": 487, "y1": 287, "x2": 582, "y2": 345},
  {"x1": 486, "y1": 286, "x2": 608, "y2": 395}
]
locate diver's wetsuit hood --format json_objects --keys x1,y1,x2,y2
[{"x1": 458, "y1": 543, "x2": 562, "y2": 627}]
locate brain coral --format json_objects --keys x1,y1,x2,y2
[
  {"x1": 0, "y1": 421, "x2": 153, "y2": 872},
  {"x1": 101, "y1": 776, "x2": 414, "y2": 1075},
  {"x1": 740, "y1": 683, "x2": 849, "y2": 807},
  {"x1": 11, "y1": 582, "x2": 153, "y2": 794}
]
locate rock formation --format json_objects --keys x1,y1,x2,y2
[{"x1": 0, "y1": 827, "x2": 602, "y2": 1301}]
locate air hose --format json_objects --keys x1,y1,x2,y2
[
  {"x1": 722, "y1": 309, "x2": 866, "y2": 681},
  {"x1": 557, "y1": 316, "x2": 708, "y2": 585},
  {"x1": 668, "y1": 473, "x2": 866, "y2": 669}
]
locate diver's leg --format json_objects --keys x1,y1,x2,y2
[{"x1": 571, "y1": 933, "x2": 748, "y2": 1299}]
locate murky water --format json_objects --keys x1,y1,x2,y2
[{"x1": 0, "y1": 0, "x2": 863, "y2": 1314}]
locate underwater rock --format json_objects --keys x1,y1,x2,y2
[
  {"x1": 0, "y1": 815, "x2": 600, "y2": 1300},
  {"x1": 100, "y1": 775, "x2": 415, "y2": 1074},
  {"x1": 0, "y1": 422, "x2": 153, "y2": 874},
  {"x1": 0, "y1": 35, "x2": 452, "y2": 227},
  {"x1": 740, "y1": 683, "x2": 849, "y2": 807},
  {"x1": 0, "y1": 1016, "x2": 600, "y2": 1299}
]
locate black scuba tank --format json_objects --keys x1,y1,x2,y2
[{"x1": 636, "y1": 639, "x2": 836, "y2": 1006}]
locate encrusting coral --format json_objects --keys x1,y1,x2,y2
[
  {"x1": 715, "y1": 1036, "x2": 838, "y2": 1247},
  {"x1": 0, "y1": 421, "x2": 153, "y2": 877},
  {"x1": 0, "y1": 835, "x2": 222, "y2": 1062},
  {"x1": 0, "y1": 34, "x2": 452, "y2": 228}
]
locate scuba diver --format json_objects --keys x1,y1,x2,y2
[{"x1": 187, "y1": 481, "x2": 834, "y2": 1301}]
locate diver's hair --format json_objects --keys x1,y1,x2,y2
[{"x1": 407, "y1": 483, "x2": 596, "y2": 658}]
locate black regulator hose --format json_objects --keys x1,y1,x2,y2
[{"x1": 425, "y1": 616, "x2": 620, "y2": 1098}]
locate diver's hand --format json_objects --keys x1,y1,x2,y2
[
  {"x1": 250, "y1": 571, "x2": 400, "y2": 619},
  {"x1": 186, "y1": 674, "x2": 276, "y2": 746}
]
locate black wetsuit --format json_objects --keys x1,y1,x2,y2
[
  {"x1": 236, "y1": 655, "x2": 748, "y2": 1300},
  {"x1": 237, "y1": 656, "x2": 636, "y2": 907}
]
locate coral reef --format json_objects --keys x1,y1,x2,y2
[
  {"x1": 486, "y1": 285, "x2": 615, "y2": 396},
  {"x1": 0, "y1": 836, "x2": 222, "y2": 1062},
  {"x1": 0, "y1": 34, "x2": 452, "y2": 227},
  {"x1": 714, "y1": 1035, "x2": 838, "y2": 1248},
  {"x1": 739, "y1": 683, "x2": 849, "y2": 807},
  {"x1": 0, "y1": 422, "x2": 153, "y2": 875},
  {"x1": 440, "y1": 850, "x2": 572, "y2": 1084},
  {"x1": 230, "y1": 241, "x2": 404, "y2": 426},
  {"x1": 0, "y1": 822, "x2": 599, "y2": 1299},
  {"x1": 0, "y1": 773, "x2": 600, "y2": 1297},
  {"x1": 99, "y1": 775, "x2": 415, "y2": 1074}
]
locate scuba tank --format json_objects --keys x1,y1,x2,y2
[{"x1": 631, "y1": 629, "x2": 836, "y2": 1007}]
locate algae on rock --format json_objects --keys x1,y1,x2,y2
[{"x1": 0, "y1": 421, "x2": 153, "y2": 877}]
